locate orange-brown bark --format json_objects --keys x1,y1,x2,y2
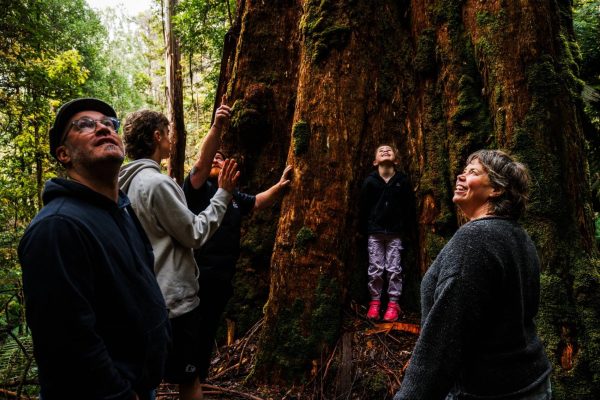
[{"x1": 218, "y1": 0, "x2": 600, "y2": 395}]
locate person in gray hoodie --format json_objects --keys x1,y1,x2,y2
[{"x1": 119, "y1": 106, "x2": 237, "y2": 400}]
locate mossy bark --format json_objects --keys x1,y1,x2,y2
[
  {"x1": 213, "y1": 0, "x2": 303, "y2": 339},
  {"x1": 218, "y1": 0, "x2": 600, "y2": 393}
]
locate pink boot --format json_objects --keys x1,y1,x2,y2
[
  {"x1": 383, "y1": 301, "x2": 401, "y2": 322},
  {"x1": 366, "y1": 300, "x2": 381, "y2": 320}
]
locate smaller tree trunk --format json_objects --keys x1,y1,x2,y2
[
  {"x1": 164, "y1": 0, "x2": 185, "y2": 183},
  {"x1": 33, "y1": 122, "x2": 42, "y2": 211}
]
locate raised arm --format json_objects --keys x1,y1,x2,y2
[
  {"x1": 152, "y1": 159, "x2": 239, "y2": 249},
  {"x1": 254, "y1": 165, "x2": 292, "y2": 211},
  {"x1": 189, "y1": 95, "x2": 231, "y2": 189}
]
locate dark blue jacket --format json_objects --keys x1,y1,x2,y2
[
  {"x1": 18, "y1": 179, "x2": 170, "y2": 400},
  {"x1": 182, "y1": 176, "x2": 255, "y2": 281},
  {"x1": 359, "y1": 170, "x2": 411, "y2": 235}
]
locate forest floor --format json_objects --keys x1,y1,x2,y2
[{"x1": 157, "y1": 302, "x2": 419, "y2": 400}]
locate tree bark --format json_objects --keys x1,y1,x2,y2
[
  {"x1": 164, "y1": 0, "x2": 186, "y2": 183},
  {"x1": 220, "y1": 0, "x2": 600, "y2": 395}
]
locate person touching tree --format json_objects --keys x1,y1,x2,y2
[
  {"x1": 182, "y1": 95, "x2": 293, "y2": 384},
  {"x1": 119, "y1": 107, "x2": 240, "y2": 400}
]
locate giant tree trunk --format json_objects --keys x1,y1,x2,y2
[
  {"x1": 219, "y1": 0, "x2": 600, "y2": 396},
  {"x1": 164, "y1": 0, "x2": 186, "y2": 183}
]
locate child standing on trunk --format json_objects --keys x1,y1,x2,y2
[{"x1": 360, "y1": 144, "x2": 411, "y2": 322}]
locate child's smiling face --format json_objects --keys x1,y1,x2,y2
[{"x1": 374, "y1": 145, "x2": 396, "y2": 166}]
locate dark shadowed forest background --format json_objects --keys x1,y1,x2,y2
[{"x1": 1, "y1": 0, "x2": 600, "y2": 399}]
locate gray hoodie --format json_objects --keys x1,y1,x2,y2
[{"x1": 119, "y1": 159, "x2": 231, "y2": 318}]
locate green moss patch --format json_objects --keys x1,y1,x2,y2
[
  {"x1": 295, "y1": 226, "x2": 316, "y2": 252},
  {"x1": 301, "y1": 0, "x2": 352, "y2": 63},
  {"x1": 292, "y1": 120, "x2": 310, "y2": 155}
]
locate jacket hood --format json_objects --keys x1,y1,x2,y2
[
  {"x1": 42, "y1": 178, "x2": 129, "y2": 209},
  {"x1": 119, "y1": 159, "x2": 161, "y2": 193},
  {"x1": 42, "y1": 179, "x2": 89, "y2": 205}
]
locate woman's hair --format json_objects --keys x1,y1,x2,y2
[
  {"x1": 466, "y1": 149, "x2": 531, "y2": 219},
  {"x1": 123, "y1": 110, "x2": 169, "y2": 160}
]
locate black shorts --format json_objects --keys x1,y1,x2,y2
[{"x1": 163, "y1": 305, "x2": 203, "y2": 384}]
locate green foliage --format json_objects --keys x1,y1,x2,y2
[
  {"x1": 173, "y1": 0, "x2": 235, "y2": 139},
  {"x1": 292, "y1": 120, "x2": 310, "y2": 155},
  {"x1": 0, "y1": 0, "x2": 114, "y2": 271},
  {"x1": 0, "y1": 0, "x2": 168, "y2": 392},
  {"x1": 0, "y1": 0, "x2": 233, "y2": 393},
  {"x1": 92, "y1": 7, "x2": 165, "y2": 115},
  {"x1": 574, "y1": 0, "x2": 600, "y2": 82},
  {"x1": 574, "y1": 1, "x2": 600, "y2": 209},
  {"x1": 0, "y1": 334, "x2": 37, "y2": 395},
  {"x1": 174, "y1": 0, "x2": 234, "y2": 59}
]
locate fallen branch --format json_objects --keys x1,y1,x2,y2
[
  {"x1": 365, "y1": 322, "x2": 420, "y2": 336},
  {"x1": 201, "y1": 383, "x2": 265, "y2": 400},
  {"x1": 236, "y1": 319, "x2": 263, "y2": 374},
  {"x1": 0, "y1": 387, "x2": 35, "y2": 399},
  {"x1": 210, "y1": 359, "x2": 246, "y2": 380},
  {"x1": 375, "y1": 361, "x2": 402, "y2": 387}
]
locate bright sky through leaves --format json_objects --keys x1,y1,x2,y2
[{"x1": 85, "y1": 0, "x2": 153, "y2": 16}]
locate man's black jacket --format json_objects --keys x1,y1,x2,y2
[{"x1": 18, "y1": 179, "x2": 170, "y2": 400}]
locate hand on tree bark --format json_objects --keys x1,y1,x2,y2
[{"x1": 277, "y1": 165, "x2": 293, "y2": 189}]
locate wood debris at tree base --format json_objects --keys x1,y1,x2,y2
[
  {"x1": 157, "y1": 303, "x2": 419, "y2": 399},
  {"x1": 364, "y1": 322, "x2": 421, "y2": 336}
]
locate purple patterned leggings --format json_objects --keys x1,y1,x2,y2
[{"x1": 367, "y1": 233, "x2": 403, "y2": 302}]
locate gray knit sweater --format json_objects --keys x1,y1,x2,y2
[{"x1": 395, "y1": 217, "x2": 551, "y2": 399}]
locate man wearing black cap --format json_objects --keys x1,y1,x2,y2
[{"x1": 18, "y1": 98, "x2": 171, "y2": 400}]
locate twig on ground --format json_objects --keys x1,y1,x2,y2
[
  {"x1": 236, "y1": 319, "x2": 263, "y2": 374},
  {"x1": 210, "y1": 360, "x2": 246, "y2": 380},
  {"x1": 201, "y1": 383, "x2": 265, "y2": 400}
]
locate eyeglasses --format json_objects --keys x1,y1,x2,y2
[{"x1": 70, "y1": 117, "x2": 120, "y2": 134}]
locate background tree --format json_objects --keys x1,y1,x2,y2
[
  {"x1": 163, "y1": 0, "x2": 186, "y2": 183},
  {"x1": 213, "y1": 0, "x2": 600, "y2": 397}
]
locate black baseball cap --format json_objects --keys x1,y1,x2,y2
[{"x1": 49, "y1": 98, "x2": 117, "y2": 159}]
